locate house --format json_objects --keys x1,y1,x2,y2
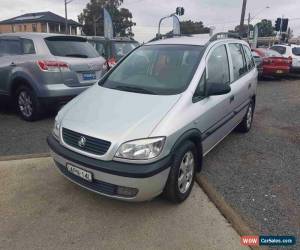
[{"x1": 0, "y1": 11, "x2": 82, "y2": 35}]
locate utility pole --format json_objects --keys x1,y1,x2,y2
[
  {"x1": 239, "y1": 0, "x2": 247, "y2": 36},
  {"x1": 247, "y1": 12, "x2": 251, "y2": 40},
  {"x1": 64, "y1": 0, "x2": 73, "y2": 34}
]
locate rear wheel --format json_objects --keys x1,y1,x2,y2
[
  {"x1": 15, "y1": 86, "x2": 43, "y2": 121},
  {"x1": 164, "y1": 141, "x2": 197, "y2": 203},
  {"x1": 236, "y1": 100, "x2": 254, "y2": 133}
]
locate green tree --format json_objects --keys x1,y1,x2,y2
[
  {"x1": 180, "y1": 20, "x2": 210, "y2": 35},
  {"x1": 256, "y1": 19, "x2": 274, "y2": 37},
  {"x1": 229, "y1": 24, "x2": 254, "y2": 37},
  {"x1": 78, "y1": 0, "x2": 135, "y2": 37}
]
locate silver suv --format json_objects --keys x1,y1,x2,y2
[
  {"x1": 48, "y1": 33, "x2": 257, "y2": 203},
  {"x1": 0, "y1": 33, "x2": 106, "y2": 121}
]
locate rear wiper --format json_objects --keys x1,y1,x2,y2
[
  {"x1": 114, "y1": 85, "x2": 156, "y2": 95},
  {"x1": 65, "y1": 54, "x2": 88, "y2": 58}
]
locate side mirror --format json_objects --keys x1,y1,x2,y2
[{"x1": 206, "y1": 83, "x2": 231, "y2": 96}]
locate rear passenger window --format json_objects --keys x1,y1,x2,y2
[
  {"x1": 229, "y1": 43, "x2": 247, "y2": 81},
  {"x1": 22, "y1": 39, "x2": 36, "y2": 54},
  {"x1": 0, "y1": 39, "x2": 22, "y2": 56},
  {"x1": 207, "y1": 45, "x2": 230, "y2": 85},
  {"x1": 243, "y1": 45, "x2": 255, "y2": 71}
]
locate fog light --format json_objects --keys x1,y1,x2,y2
[{"x1": 116, "y1": 186, "x2": 138, "y2": 198}]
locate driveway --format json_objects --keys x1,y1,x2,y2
[{"x1": 0, "y1": 157, "x2": 245, "y2": 250}]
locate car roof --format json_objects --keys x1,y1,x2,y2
[
  {"x1": 0, "y1": 32, "x2": 86, "y2": 39},
  {"x1": 146, "y1": 34, "x2": 247, "y2": 47},
  {"x1": 86, "y1": 36, "x2": 138, "y2": 42}
]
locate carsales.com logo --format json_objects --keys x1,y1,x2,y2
[{"x1": 241, "y1": 236, "x2": 296, "y2": 246}]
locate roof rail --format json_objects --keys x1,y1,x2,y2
[{"x1": 209, "y1": 32, "x2": 242, "y2": 42}]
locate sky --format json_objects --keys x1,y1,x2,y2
[{"x1": 1, "y1": 0, "x2": 300, "y2": 42}]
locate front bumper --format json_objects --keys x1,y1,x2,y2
[{"x1": 47, "y1": 135, "x2": 171, "y2": 201}]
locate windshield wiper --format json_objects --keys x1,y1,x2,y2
[
  {"x1": 65, "y1": 54, "x2": 88, "y2": 58},
  {"x1": 114, "y1": 85, "x2": 156, "y2": 95}
]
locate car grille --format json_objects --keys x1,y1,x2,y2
[
  {"x1": 62, "y1": 128, "x2": 111, "y2": 155},
  {"x1": 56, "y1": 161, "x2": 117, "y2": 195}
]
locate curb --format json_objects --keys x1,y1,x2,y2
[
  {"x1": 0, "y1": 153, "x2": 50, "y2": 162},
  {"x1": 196, "y1": 175, "x2": 267, "y2": 250}
]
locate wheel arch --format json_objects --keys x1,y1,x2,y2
[
  {"x1": 9, "y1": 75, "x2": 38, "y2": 97},
  {"x1": 170, "y1": 129, "x2": 203, "y2": 172}
]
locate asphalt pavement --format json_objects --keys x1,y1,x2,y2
[
  {"x1": 0, "y1": 157, "x2": 246, "y2": 250},
  {"x1": 201, "y1": 78, "x2": 300, "y2": 243}
]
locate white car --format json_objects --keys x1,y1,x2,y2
[{"x1": 271, "y1": 44, "x2": 300, "y2": 72}]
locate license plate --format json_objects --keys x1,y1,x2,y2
[
  {"x1": 66, "y1": 164, "x2": 93, "y2": 182},
  {"x1": 276, "y1": 70, "x2": 283, "y2": 74},
  {"x1": 82, "y1": 72, "x2": 96, "y2": 81}
]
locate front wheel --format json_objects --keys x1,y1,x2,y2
[{"x1": 164, "y1": 141, "x2": 197, "y2": 203}]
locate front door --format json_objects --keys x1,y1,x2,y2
[{"x1": 192, "y1": 43, "x2": 234, "y2": 155}]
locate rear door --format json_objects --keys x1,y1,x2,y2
[
  {"x1": 0, "y1": 37, "x2": 22, "y2": 95},
  {"x1": 226, "y1": 43, "x2": 253, "y2": 127},
  {"x1": 44, "y1": 36, "x2": 105, "y2": 87}
]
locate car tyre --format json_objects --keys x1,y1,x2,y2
[
  {"x1": 15, "y1": 85, "x2": 43, "y2": 121},
  {"x1": 236, "y1": 100, "x2": 254, "y2": 133},
  {"x1": 164, "y1": 141, "x2": 197, "y2": 203}
]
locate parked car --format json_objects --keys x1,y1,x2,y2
[
  {"x1": 252, "y1": 48, "x2": 290, "y2": 77},
  {"x1": 251, "y1": 50, "x2": 263, "y2": 77},
  {"x1": 0, "y1": 33, "x2": 106, "y2": 121},
  {"x1": 48, "y1": 34, "x2": 257, "y2": 203},
  {"x1": 87, "y1": 37, "x2": 139, "y2": 68},
  {"x1": 270, "y1": 44, "x2": 300, "y2": 72}
]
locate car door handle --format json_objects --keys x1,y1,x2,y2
[
  {"x1": 230, "y1": 95, "x2": 234, "y2": 103},
  {"x1": 10, "y1": 62, "x2": 17, "y2": 67},
  {"x1": 248, "y1": 83, "x2": 252, "y2": 89}
]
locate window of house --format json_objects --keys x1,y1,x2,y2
[
  {"x1": 229, "y1": 43, "x2": 247, "y2": 81},
  {"x1": 32, "y1": 24, "x2": 37, "y2": 32}
]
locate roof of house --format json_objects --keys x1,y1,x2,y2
[{"x1": 0, "y1": 11, "x2": 82, "y2": 26}]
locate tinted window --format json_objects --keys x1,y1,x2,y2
[
  {"x1": 0, "y1": 39, "x2": 22, "y2": 56},
  {"x1": 243, "y1": 45, "x2": 255, "y2": 71},
  {"x1": 101, "y1": 45, "x2": 204, "y2": 95},
  {"x1": 89, "y1": 40, "x2": 106, "y2": 56},
  {"x1": 271, "y1": 46, "x2": 286, "y2": 55},
  {"x1": 207, "y1": 45, "x2": 230, "y2": 85},
  {"x1": 22, "y1": 39, "x2": 35, "y2": 54},
  {"x1": 113, "y1": 42, "x2": 139, "y2": 60},
  {"x1": 45, "y1": 37, "x2": 99, "y2": 58},
  {"x1": 292, "y1": 47, "x2": 300, "y2": 56},
  {"x1": 229, "y1": 43, "x2": 246, "y2": 81}
]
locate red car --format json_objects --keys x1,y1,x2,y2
[{"x1": 252, "y1": 48, "x2": 291, "y2": 77}]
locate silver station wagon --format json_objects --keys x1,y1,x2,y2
[{"x1": 48, "y1": 33, "x2": 257, "y2": 203}]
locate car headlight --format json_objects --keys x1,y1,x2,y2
[
  {"x1": 53, "y1": 119, "x2": 61, "y2": 140},
  {"x1": 115, "y1": 137, "x2": 165, "y2": 160}
]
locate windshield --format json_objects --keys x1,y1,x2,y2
[
  {"x1": 113, "y1": 41, "x2": 139, "y2": 60},
  {"x1": 101, "y1": 44, "x2": 204, "y2": 95},
  {"x1": 292, "y1": 47, "x2": 300, "y2": 56},
  {"x1": 45, "y1": 37, "x2": 99, "y2": 58}
]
